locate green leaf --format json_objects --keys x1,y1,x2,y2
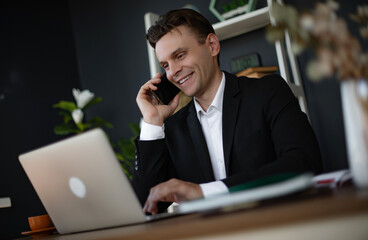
[
  {"x1": 118, "y1": 139, "x2": 136, "y2": 160},
  {"x1": 77, "y1": 122, "x2": 94, "y2": 133},
  {"x1": 119, "y1": 157, "x2": 133, "y2": 169},
  {"x1": 84, "y1": 122, "x2": 92, "y2": 129},
  {"x1": 58, "y1": 111, "x2": 72, "y2": 123},
  {"x1": 83, "y1": 97, "x2": 102, "y2": 110},
  {"x1": 238, "y1": 0, "x2": 246, "y2": 6},
  {"x1": 116, "y1": 152, "x2": 125, "y2": 161},
  {"x1": 129, "y1": 136, "x2": 136, "y2": 143},
  {"x1": 124, "y1": 159, "x2": 134, "y2": 169},
  {"x1": 54, "y1": 123, "x2": 79, "y2": 135},
  {"x1": 128, "y1": 123, "x2": 141, "y2": 136},
  {"x1": 76, "y1": 122, "x2": 85, "y2": 131},
  {"x1": 229, "y1": 1, "x2": 237, "y2": 10},
  {"x1": 222, "y1": 4, "x2": 230, "y2": 13},
  {"x1": 116, "y1": 152, "x2": 133, "y2": 180},
  {"x1": 88, "y1": 116, "x2": 113, "y2": 129},
  {"x1": 53, "y1": 101, "x2": 77, "y2": 112}
]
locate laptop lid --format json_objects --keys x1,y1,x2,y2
[{"x1": 19, "y1": 128, "x2": 146, "y2": 234}]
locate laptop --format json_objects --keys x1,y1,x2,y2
[{"x1": 19, "y1": 128, "x2": 178, "y2": 234}]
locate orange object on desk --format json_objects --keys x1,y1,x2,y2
[{"x1": 21, "y1": 214, "x2": 56, "y2": 238}]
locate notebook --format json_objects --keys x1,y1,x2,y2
[{"x1": 19, "y1": 128, "x2": 178, "y2": 234}]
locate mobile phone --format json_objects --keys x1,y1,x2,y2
[{"x1": 152, "y1": 73, "x2": 180, "y2": 105}]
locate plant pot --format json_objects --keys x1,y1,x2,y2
[{"x1": 340, "y1": 79, "x2": 368, "y2": 188}]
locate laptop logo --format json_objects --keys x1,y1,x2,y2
[{"x1": 69, "y1": 177, "x2": 87, "y2": 198}]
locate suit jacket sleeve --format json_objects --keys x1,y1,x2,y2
[{"x1": 131, "y1": 138, "x2": 176, "y2": 209}]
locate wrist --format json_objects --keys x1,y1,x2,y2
[{"x1": 143, "y1": 113, "x2": 164, "y2": 126}]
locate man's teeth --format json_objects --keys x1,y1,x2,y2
[{"x1": 179, "y1": 75, "x2": 191, "y2": 84}]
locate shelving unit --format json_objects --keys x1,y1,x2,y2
[{"x1": 144, "y1": 2, "x2": 309, "y2": 117}]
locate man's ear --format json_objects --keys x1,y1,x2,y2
[{"x1": 206, "y1": 33, "x2": 220, "y2": 57}]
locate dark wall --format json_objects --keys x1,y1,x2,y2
[{"x1": 0, "y1": 1, "x2": 80, "y2": 239}]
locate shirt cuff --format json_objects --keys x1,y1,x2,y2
[
  {"x1": 139, "y1": 121, "x2": 165, "y2": 141},
  {"x1": 200, "y1": 181, "x2": 228, "y2": 198}
]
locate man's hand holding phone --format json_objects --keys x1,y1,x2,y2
[
  {"x1": 136, "y1": 73, "x2": 180, "y2": 126},
  {"x1": 151, "y1": 73, "x2": 181, "y2": 105}
]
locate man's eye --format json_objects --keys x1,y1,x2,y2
[
  {"x1": 162, "y1": 64, "x2": 168, "y2": 69},
  {"x1": 177, "y1": 53, "x2": 185, "y2": 59}
]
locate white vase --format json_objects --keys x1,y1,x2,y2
[{"x1": 341, "y1": 79, "x2": 368, "y2": 188}]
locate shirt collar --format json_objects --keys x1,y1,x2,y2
[{"x1": 194, "y1": 72, "x2": 225, "y2": 117}]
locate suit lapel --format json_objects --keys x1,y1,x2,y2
[
  {"x1": 222, "y1": 72, "x2": 241, "y2": 176},
  {"x1": 186, "y1": 103, "x2": 215, "y2": 182}
]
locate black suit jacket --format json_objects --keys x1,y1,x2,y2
[{"x1": 132, "y1": 72, "x2": 322, "y2": 207}]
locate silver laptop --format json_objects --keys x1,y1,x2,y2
[{"x1": 19, "y1": 128, "x2": 176, "y2": 234}]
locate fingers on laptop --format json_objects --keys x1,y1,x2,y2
[{"x1": 143, "y1": 178, "x2": 203, "y2": 214}]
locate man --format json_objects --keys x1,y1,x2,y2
[{"x1": 133, "y1": 9, "x2": 322, "y2": 215}]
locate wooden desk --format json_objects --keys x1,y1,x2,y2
[{"x1": 23, "y1": 187, "x2": 368, "y2": 240}]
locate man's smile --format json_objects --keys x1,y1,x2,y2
[{"x1": 176, "y1": 72, "x2": 194, "y2": 85}]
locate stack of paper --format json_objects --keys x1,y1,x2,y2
[
  {"x1": 178, "y1": 173, "x2": 313, "y2": 214},
  {"x1": 312, "y1": 169, "x2": 352, "y2": 188}
]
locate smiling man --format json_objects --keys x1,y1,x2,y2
[{"x1": 133, "y1": 9, "x2": 322, "y2": 215}]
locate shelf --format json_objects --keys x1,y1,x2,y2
[{"x1": 213, "y1": 7, "x2": 270, "y2": 41}]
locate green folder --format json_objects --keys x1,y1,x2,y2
[{"x1": 229, "y1": 173, "x2": 303, "y2": 193}]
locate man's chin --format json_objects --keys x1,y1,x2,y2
[{"x1": 182, "y1": 90, "x2": 195, "y2": 98}]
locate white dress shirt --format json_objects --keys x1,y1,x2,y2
[{"x1": 140, "y1": 72, "x2": 228, "y2": 197}]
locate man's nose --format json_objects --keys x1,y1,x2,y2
[{"x1": 168, "y1": 62, "x2": 182, "y2": 80}]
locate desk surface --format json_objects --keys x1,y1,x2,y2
[{"x1": 22, "y1": 187, "x2": 368, "y2": 240}]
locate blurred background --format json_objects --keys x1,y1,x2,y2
[{"x1": 0, "y1": 0, "x2": 366, "y2": 238}]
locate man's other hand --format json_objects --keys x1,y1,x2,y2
[{"x1": 143, "y1": 178, "x2": 204, "y2": 215}]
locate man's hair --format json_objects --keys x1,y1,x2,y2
[{"x1": 146, "y1": 9, "x2": 215, "y2": 49}]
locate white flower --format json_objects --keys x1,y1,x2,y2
[
  {"x1": 72, "y1": 88, "x2": 95, "y2": 108},
  {"x1": 72, "y1": 109, "x2": 83, "y2": 124}
]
